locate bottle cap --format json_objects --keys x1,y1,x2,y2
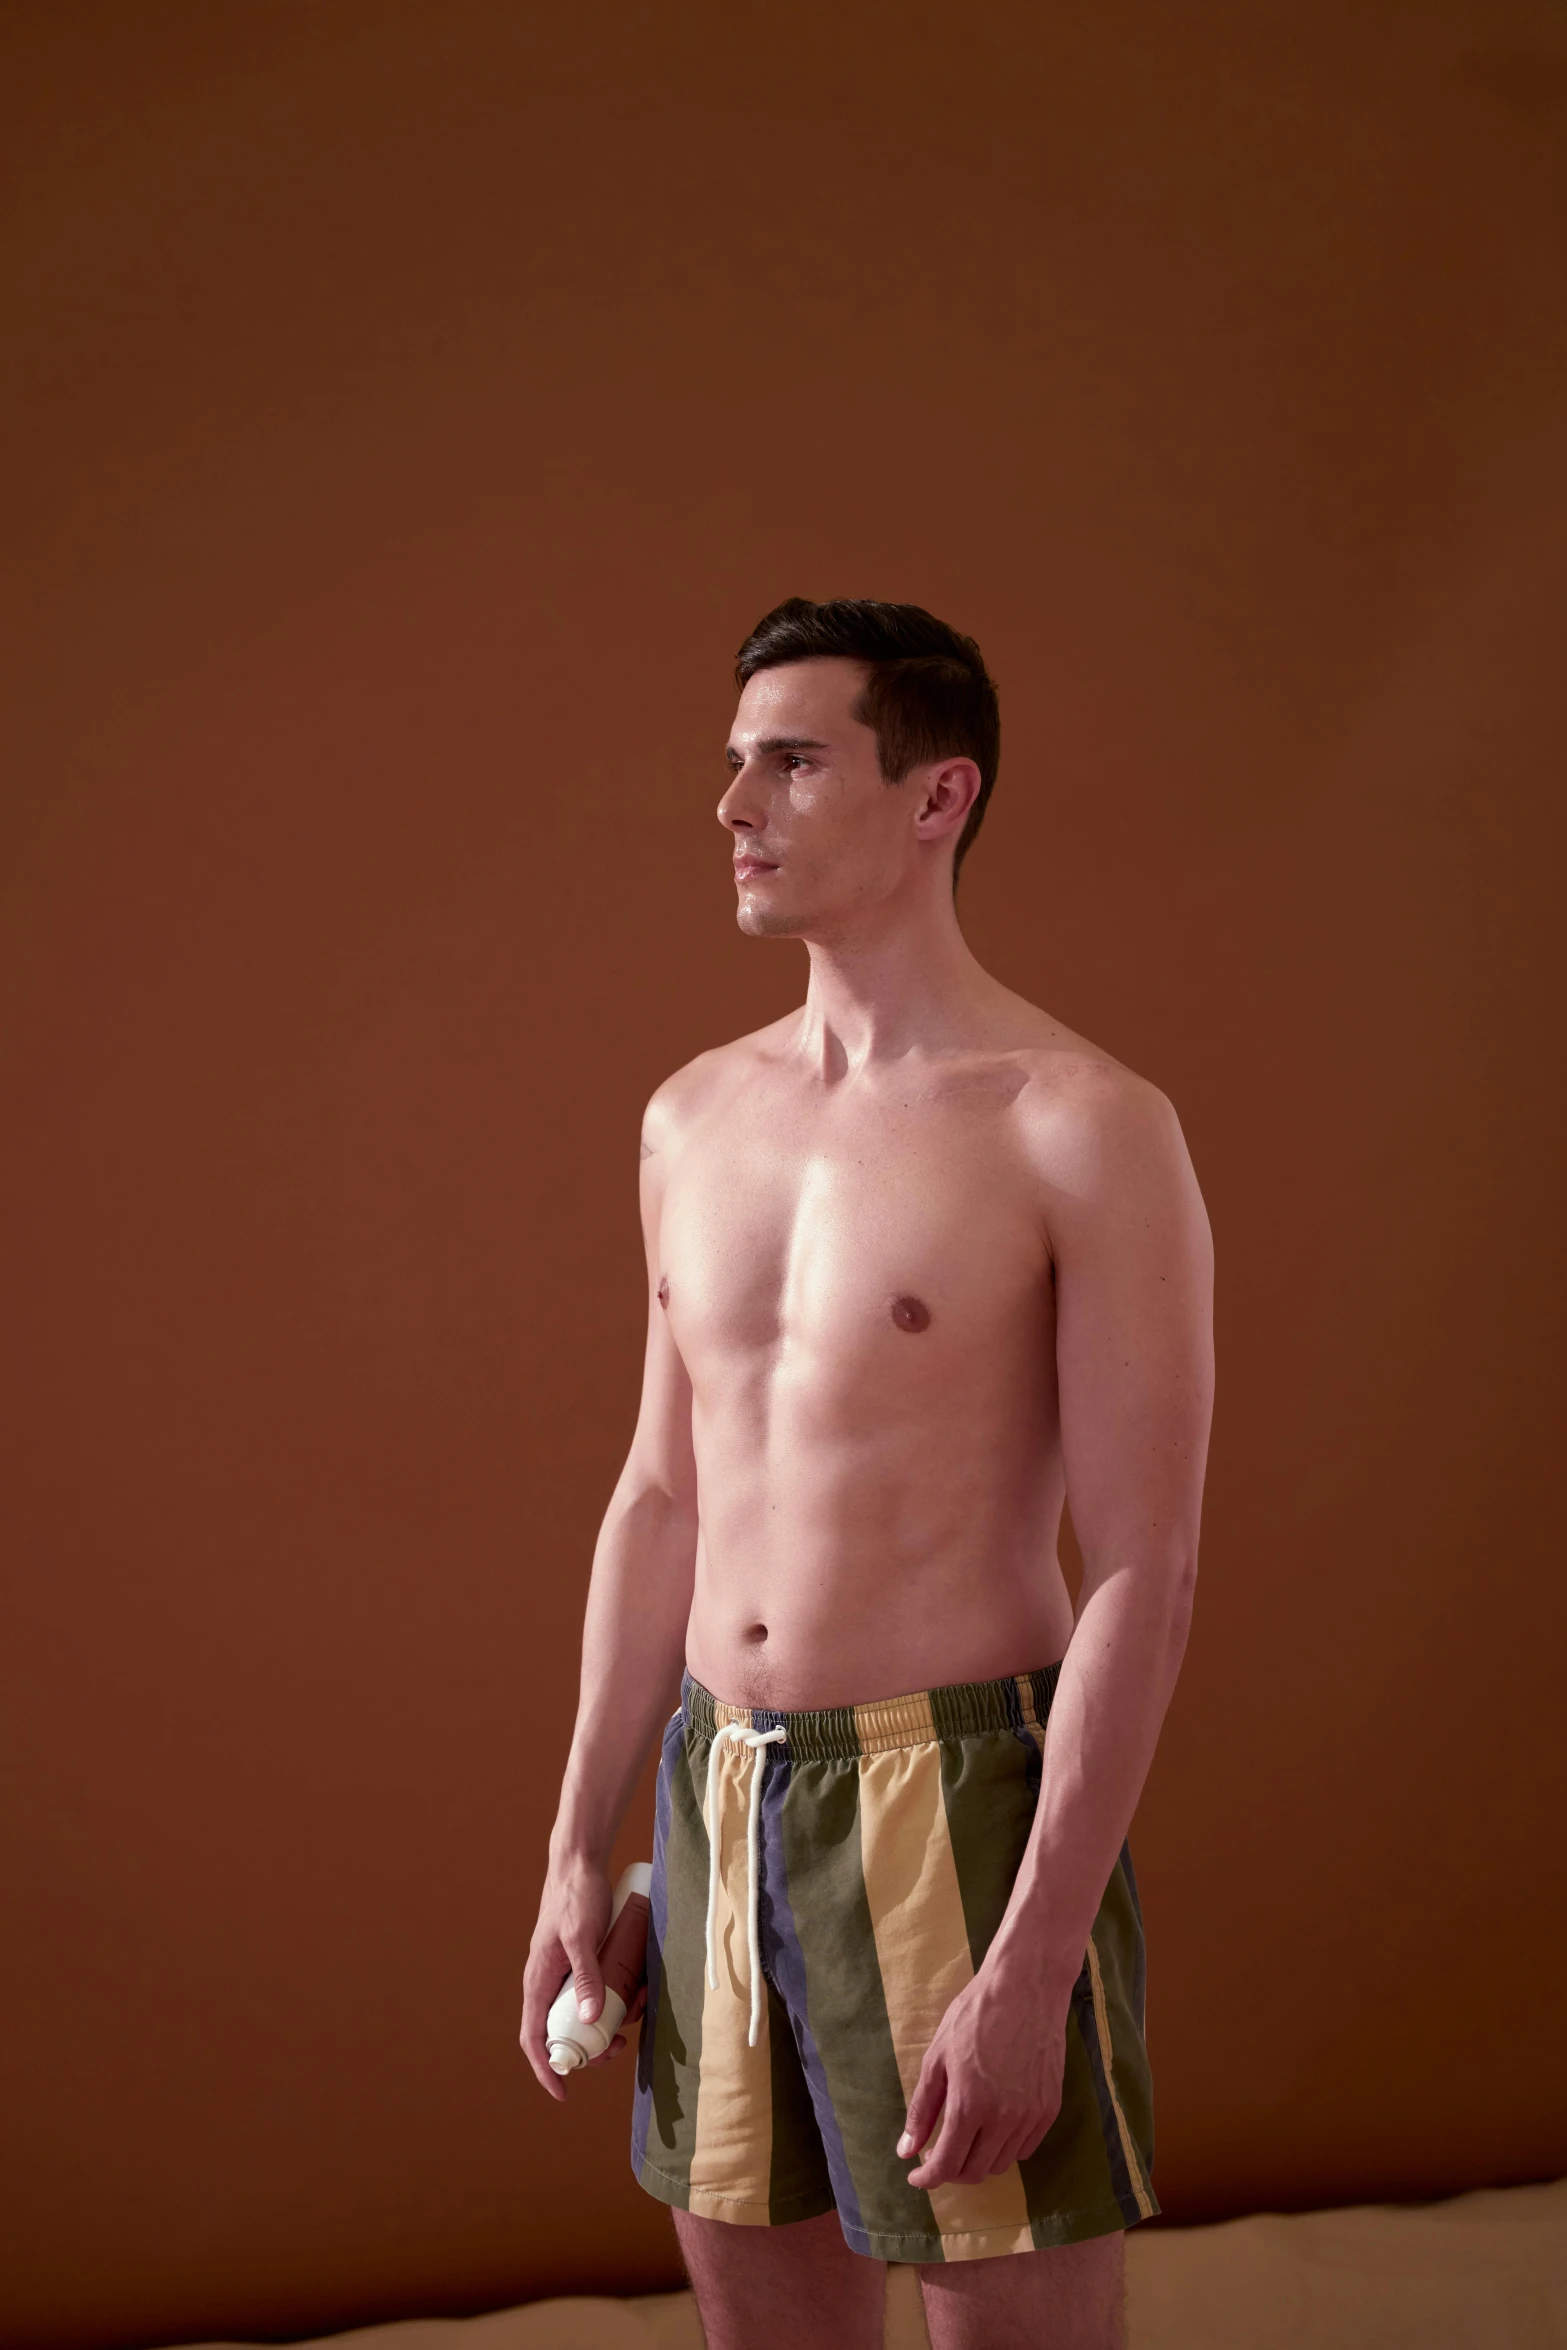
[{"x1": 548, "y1": 2041, "x2": 586, "y2": 2075}]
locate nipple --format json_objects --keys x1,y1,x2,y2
[{"x1": 891, "y1": 1294, "x2": 931, "y2": 1333}]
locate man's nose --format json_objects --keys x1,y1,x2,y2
[{"x1": 717, "y1": 764, "x2": 761, "y2": 832}]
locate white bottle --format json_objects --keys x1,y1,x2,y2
[{"x1": 545, "y1": 1860, "x2": 653, "y2": 2075}]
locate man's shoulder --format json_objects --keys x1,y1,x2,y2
[
  {"x1": 640, "y1": 1016, "x2": 797, "y2": 1156},
  {"x1": 992, "y1": 1000, "x2": 1187, "y2": 1186}
]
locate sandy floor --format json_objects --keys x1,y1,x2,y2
[{"x1": 167, "y1": 2178, "x2": 1567, "y2": 2350}]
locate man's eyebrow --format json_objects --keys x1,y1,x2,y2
[{"x1": 724, "y1": 734, "x2": 831, "y2": 763}]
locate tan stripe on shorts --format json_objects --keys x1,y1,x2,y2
[
  {"x1": 687, "y1": 1732, "x2": 773, "y2": 2223},
  {"x1": 855, "y1": 1712, "x2": 1035, "y2": 2260}
]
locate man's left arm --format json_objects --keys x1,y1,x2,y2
[{"x1": 902, "y1": 1072, "x2": 1215, "y2": 2190}]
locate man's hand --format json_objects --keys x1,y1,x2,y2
[
  {"x1": 897, "y1": 1958, "x2": 1071, "y2": 2189},
  {"x1": 519, "y1": 1853, "x2": 642, "y2": 2099}
]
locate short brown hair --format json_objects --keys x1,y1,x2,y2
[{"x1": 735, "y1": 597, "x2": 1001, "y2": 880}]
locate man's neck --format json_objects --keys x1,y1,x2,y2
[{"x1": 792, "y1": 892, "x2": 1001, "y2": 1077}]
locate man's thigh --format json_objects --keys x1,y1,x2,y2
[
  {"x1": 672, "y1": 2208, "x2": 886, "y2": 2350},
  {"x1": 917, "y1": 2228, "x2": 1126, "y2": 2350},
  {"x1": 670, "y1": 2208, "x2": 1126, "y2": 2350}
]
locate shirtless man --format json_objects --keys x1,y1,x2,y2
[{"x1": 520, "y1": 598, "x2": 1214, "y2": 2350}]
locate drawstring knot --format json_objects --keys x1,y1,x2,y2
[{"x1": 704, "y1": 1721, "x2": 787, "y2": 2047}]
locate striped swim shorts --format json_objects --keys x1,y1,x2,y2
[{"x1": 630, "y1": 1663, "x2": 1157, "y2": 2263}]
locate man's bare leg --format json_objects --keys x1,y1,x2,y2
[
  {"x1": 917, "y1": 2230, "x2": 1125, "y2": 2350},
  {"x1": 672, "y1": 2208, "x2": 886, "y2": 2350}
]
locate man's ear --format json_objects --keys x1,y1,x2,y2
[{"x1": 913, "y1": 757, "x2": 982, "y2": 843}]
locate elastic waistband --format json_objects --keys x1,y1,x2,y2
[{"x1": 680, "y1": 1661, "x2": 1062, "y2": 1761}]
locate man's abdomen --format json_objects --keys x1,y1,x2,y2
[{"x1": 683, "y1": 1401, "x2": 1076, "y2": 1710}]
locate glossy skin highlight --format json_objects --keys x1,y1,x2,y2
[{"x1": 523, "y1": 655, "x2": 1215, "y2": 2350}]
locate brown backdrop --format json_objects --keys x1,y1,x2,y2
[{"x1": 3, "y1": 4, "x2": 1564, "y2": 2345}]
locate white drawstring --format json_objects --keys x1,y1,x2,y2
[{"x1": 704, "y1": 1721, "x2": 787, "y2": 2047}]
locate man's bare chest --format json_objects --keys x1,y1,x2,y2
[{"x1": 656, "y1": 1098, "x2": 1051, "y2": 1366}]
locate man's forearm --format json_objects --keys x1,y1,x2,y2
[
  {"x1": 549, "y1": 1478, "x2": 696, "y2": 1869},
  {"x1": 985, "y1": 1549, "x2": 1195, "y2": 2002}
]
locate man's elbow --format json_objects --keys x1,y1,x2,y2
[
  {"x1": 614, "y1": 1468, "x2": 699, "y2": 1542},
  {"x1": 1160, "y1": 1544, "x2": 1199, "y2": 1664},
  {"x1": 1080, "y1": 1536, "x2": 1198, "y2": 1655}
]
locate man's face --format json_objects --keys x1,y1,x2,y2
[{"x1": 718, "y1": 658, "x2": 916, "y2": 939}]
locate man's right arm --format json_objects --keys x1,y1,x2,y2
[{"x1": 518, "y1": 1089, "x2": 698, "y2": 2097}]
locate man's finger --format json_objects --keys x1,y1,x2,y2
[
  {"x1": 907, "y1": 2103, "x2": 974, "y2": 2191},
  {"x1": 952, "y1": 2124, "x2": 1011, "y2": 2186},
  {"x1": 517, "y1": 1938, "x2": 574, "y2": 2099},
  {"x1": 523, "y1": 2047, "x2": 567, "y2": 2099},
  {"x1": 517, "y1": 1992, "x2": 568, "y2": 2101},
  {"x1": 520, "y1": 1937, "x2": 566, "y2": 2002},
  {"x1": 565, "y1": 1940, "x2": 605, "y2": 2025},
  {"x1": 897, "y1": 2055, "x2": 946, "y2": 2161}
]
